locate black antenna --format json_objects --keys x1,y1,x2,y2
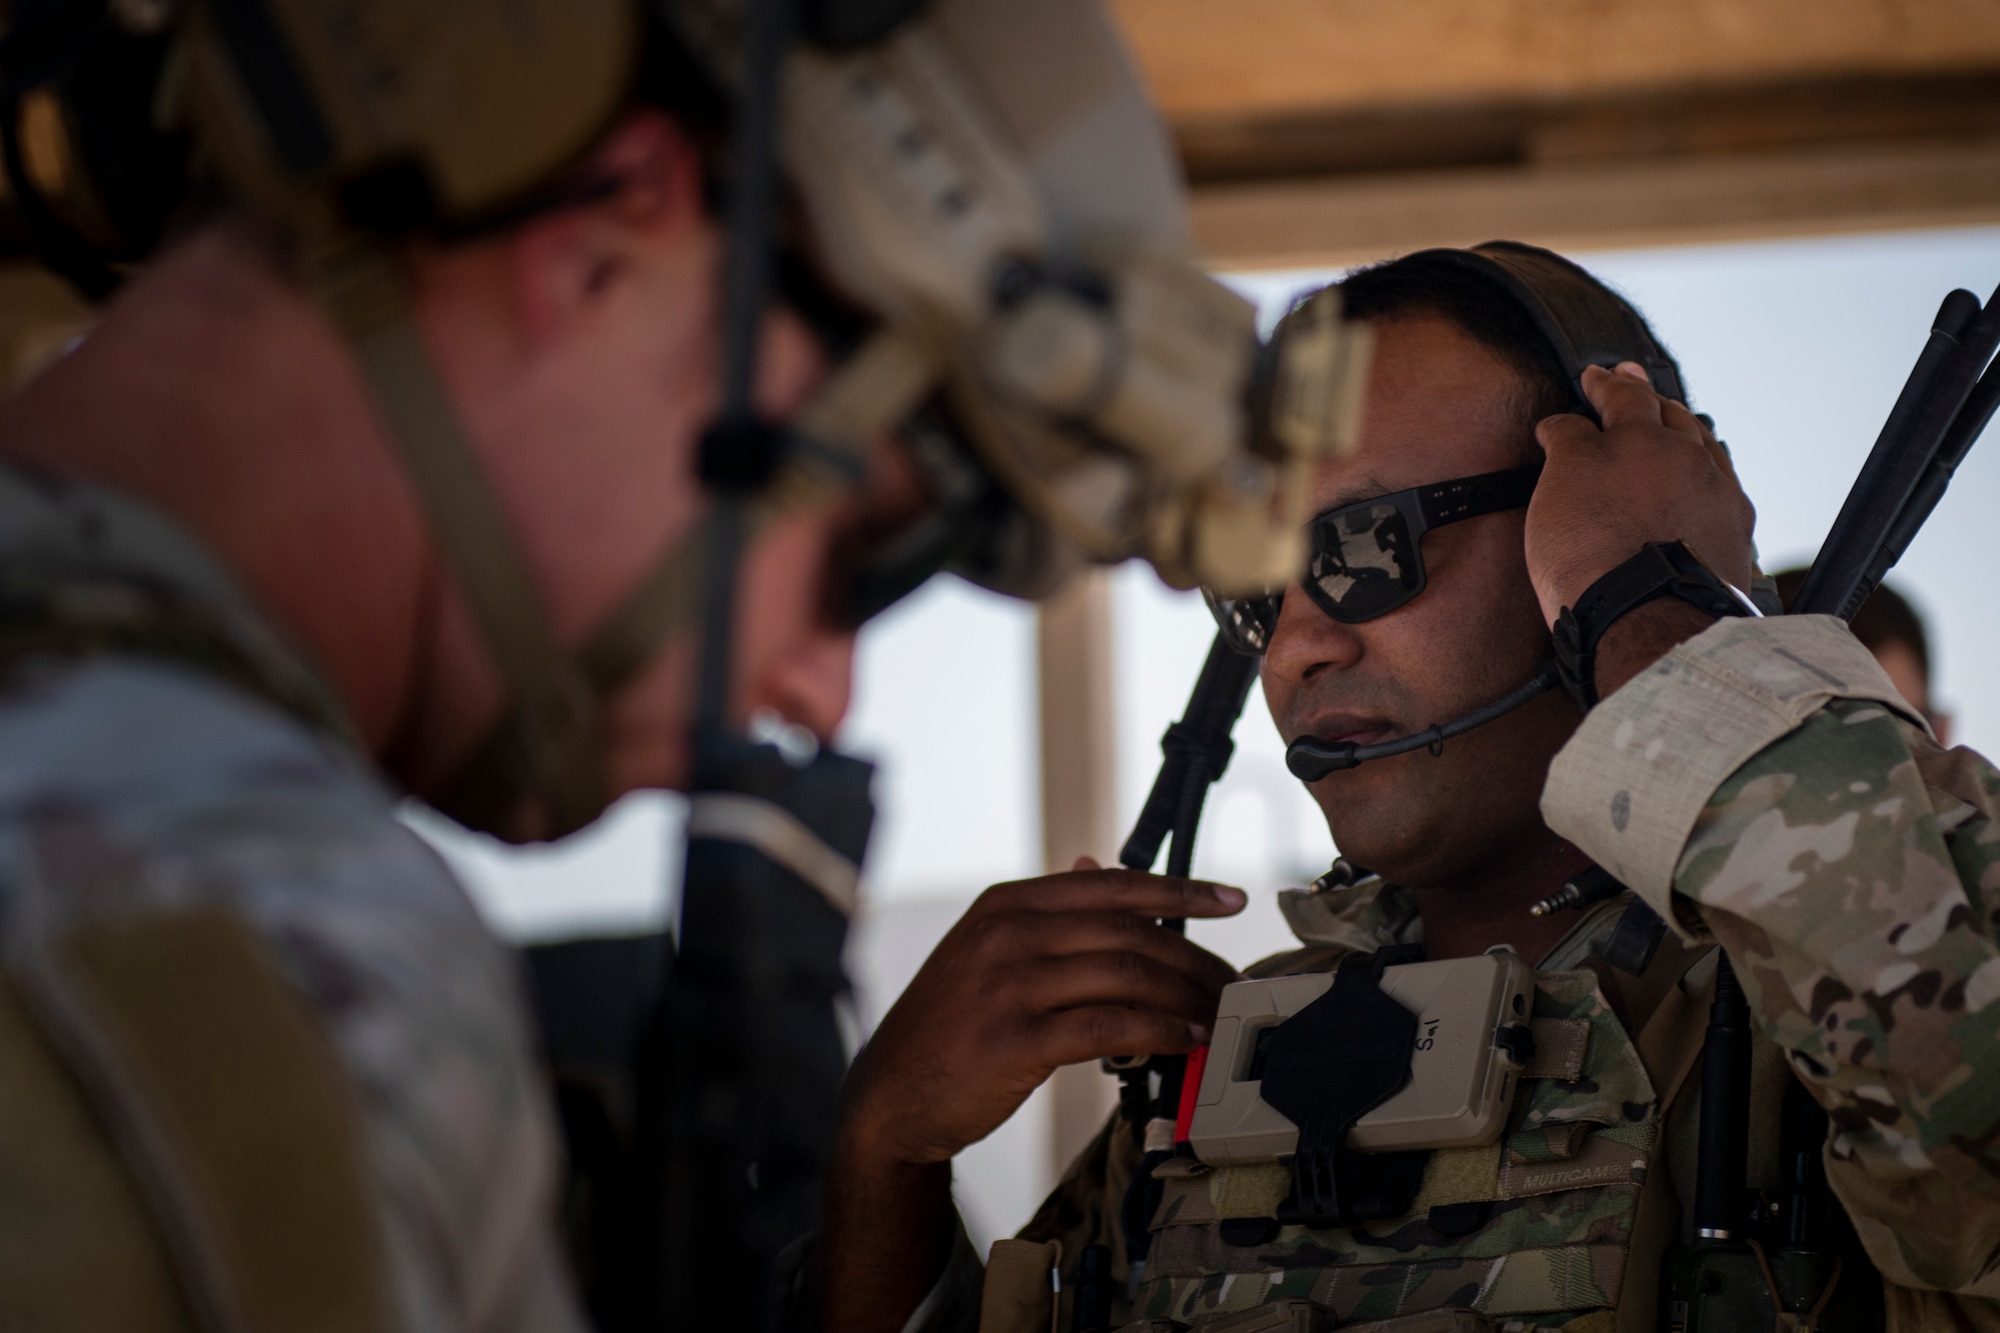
[
  {"x1": 1692, "y1": 954, "x2": 1752, "y2": 1240},
  {"x1": 1112, "y1": 632, "x2": 1259, "y2": 1286},
  {"x1": 1121, "y1": 632, "x2": 1261, "y2": 889},
  {"x1": 1794, "y1": 285, "x2": 2000, "y2": 618}
]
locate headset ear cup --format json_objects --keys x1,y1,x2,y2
[{"x1": 1423, "y1": 240, "x2": 1692, "y2": 413}]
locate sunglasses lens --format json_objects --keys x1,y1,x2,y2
[
  {"x1": 1307, "y1": 502, "x2": 1422, "y2": 623},
  {"x1": 1203, "y1": 586, "x2": 1282, "y2": 656}
]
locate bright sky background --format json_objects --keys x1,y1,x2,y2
[{"x1": 417, "y1": 222, "x2": 2000, "y2": 1244}]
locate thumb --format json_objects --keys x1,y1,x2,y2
[{"x1": 1071, "y1": 855, "x2": 1103, "y2": 872}]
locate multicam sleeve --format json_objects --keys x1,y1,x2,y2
[{"x1": 1543, "y1": 614, "x2": 2000, "y2": 1297}]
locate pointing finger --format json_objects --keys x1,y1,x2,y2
[{"x1": 980, "y1": 869, "x2": 1248, "y2": 920}]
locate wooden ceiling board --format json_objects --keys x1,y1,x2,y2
[
  {"x1": 1189, "y1": 134, "x2": 2000, "y2": 269},
  {"x1": 1111, "y1": 0, "x2": 2000, "y2": 118}
]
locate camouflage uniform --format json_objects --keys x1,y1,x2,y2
[
  {"x1": 950, "y1": 611, "x2": 1994, "y2": 1332},
  {"x1": 0, "y1": 467, "x2": 583, "y2": 1332},
  {"x1": 952, "y1": 866, "x2": 1796, "y2": 1333},
  {"x1": 1545, "y1": 613, "x2": 2000, "y2": 1331}
]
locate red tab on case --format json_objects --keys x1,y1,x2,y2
[{"x1": 1175, "y1": 1045, "x2": 1210, "y2": 1146}]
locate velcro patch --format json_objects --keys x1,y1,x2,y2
[{"x1": 1523, "y1": 1019, "x2": 1589, "y2": 1081}]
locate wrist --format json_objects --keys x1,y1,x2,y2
[
  {"x1": 835, "y1": 1085, "x2": 956, "y2": 1173},
  {"x1": 1589, "y1": 598, "x2": 1717, "y2": 700},
  {"x1": 1550, "y1": 541, "x2": 1754, "y2": 709}
]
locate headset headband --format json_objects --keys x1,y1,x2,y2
[{"x1": 1416, "y1": 240, "x2": 1688, "y2": 416}]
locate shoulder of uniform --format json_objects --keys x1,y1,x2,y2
[{"x1": 4, "y1": 905, "x2": 395, "y2": 1332}]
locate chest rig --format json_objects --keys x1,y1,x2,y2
[
  {"x1": 1117, "y1": 879, "x2": 1716, "y2": 1333},
  {"x1": 1141, "y1": 975, "x2": 1663, "y2": 1329}
]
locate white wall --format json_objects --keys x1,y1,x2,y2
[{"x1": 422, "y1": 223, "x2": 2000, "y2": 1253}]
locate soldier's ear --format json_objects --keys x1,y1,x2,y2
[{"x1": 506, "y1": 110, "x2": 709, "y2": 347}]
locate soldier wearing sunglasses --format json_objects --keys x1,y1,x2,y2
[{"x1": 832, "y1": 245, "x2": 1789, "y2": 1331}]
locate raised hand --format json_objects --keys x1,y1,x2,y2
[
  {"x1": 841, "y1": 861, "x2": 1244, "y2": 1167},
  {"x1": 1526, "y1": 362, "x2": 1757, "y2": 629}
]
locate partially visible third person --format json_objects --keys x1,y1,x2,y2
[{"x1": 1774, "y1": 568, "x2": 1952, "y2": 743}]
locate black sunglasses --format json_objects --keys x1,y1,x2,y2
[{"x1": 1203, "y1": 464, "x2": 1542, "y2": 654}]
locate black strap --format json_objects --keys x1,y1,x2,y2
[{"x1": 1551, "y1": 541, "x2": 1754, "y2": 711}]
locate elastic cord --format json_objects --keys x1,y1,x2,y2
[{"x1": 1285, "y1": 659, "x2": 1562, "y2": 782}]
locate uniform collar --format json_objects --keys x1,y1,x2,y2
[
  {"x1": 1276, "y1": 867, "x2": 1708, "y2": 1035},
  {"x1": 1278, "y1": 869, "x2": 1646, "y2": 969}
]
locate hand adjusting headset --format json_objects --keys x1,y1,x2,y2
[{"x1": 1199, "y1": 241, "x2": 1705, "y2": 782}]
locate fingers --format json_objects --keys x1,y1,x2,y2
[
  {"x1": 1023, "y1": 950, "x2": 1224, "y2": 1027},
  {"x1": 1534, "y1": 410, "x2": 1603, "y2": 457},
  {"x1": 1580, "y1": 363, "x2": 1665, "y2": 430},
  {"x1": 1543, "y1": 364, "x2": 1721, "y2": 474},
  {"x1": 1035, "y1": 1005, "x2": 1207, "y2": 1068},
  {"x1": 1655, "y1": 396, "x2": 1738, "y2": 480},
  {"x1": 978, "y1": 868, "x2": 1247, "y2": 921},
  {"x1": 958, "y1": 906, "x2": 1241, "y2": 993}
]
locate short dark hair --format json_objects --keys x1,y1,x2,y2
[
  {"x1": 1771, "y1": 568, "x2": 1932, "y2": 683},
  {"x1": 1333, "y1": 254, "x2": 1579, "y2": 456},
  {"x1": 1298, "y1": 250, "x2": 1675, "y2": 464}
]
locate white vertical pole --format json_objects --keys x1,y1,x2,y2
[{"x1": 1035, "y1": 568, "x2": 1124, "y2": 1185}]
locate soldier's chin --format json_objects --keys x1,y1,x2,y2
[{"x1": 1312, "y1": 777, "x2": 1458, "y2": 874}]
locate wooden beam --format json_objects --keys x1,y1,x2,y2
[
  {"x1": 1112, "y1": 0, "x2": 2000, "y2": 123},
  {"x1": 1171, "y1": 71, "x2": 2000, "y2": 185},
  {"x1": 1190, "y1": 134, "x2": 2000, "y2": 272},
  {"x1": 1107, "y1": 2, "x2": 2000, "y2": 263}
]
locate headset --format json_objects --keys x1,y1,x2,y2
[{"x1": 1254, "y1": 241, "x2": 1727, "y2": 784}]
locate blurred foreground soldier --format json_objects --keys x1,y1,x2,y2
[
  {"x1": 840, "y1": 247, "x2": 2000, "y2": 1332},
  {"x1": 1773, "y1": 567, "x2": 1952, "y2": 742},
  {"x1": 0, "y1": 2, "x2": 1367, "y2": 1330}
]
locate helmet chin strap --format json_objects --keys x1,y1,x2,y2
[
  {"x1": 1284, "y1": 659, "x2": 1563, "y2": 783},
  {"x1": 309, "y1": 237, "x2": 609, "y2": 837},
  {"x1": 309, "y1": 227, "x2": 926, "y2": 839}
]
